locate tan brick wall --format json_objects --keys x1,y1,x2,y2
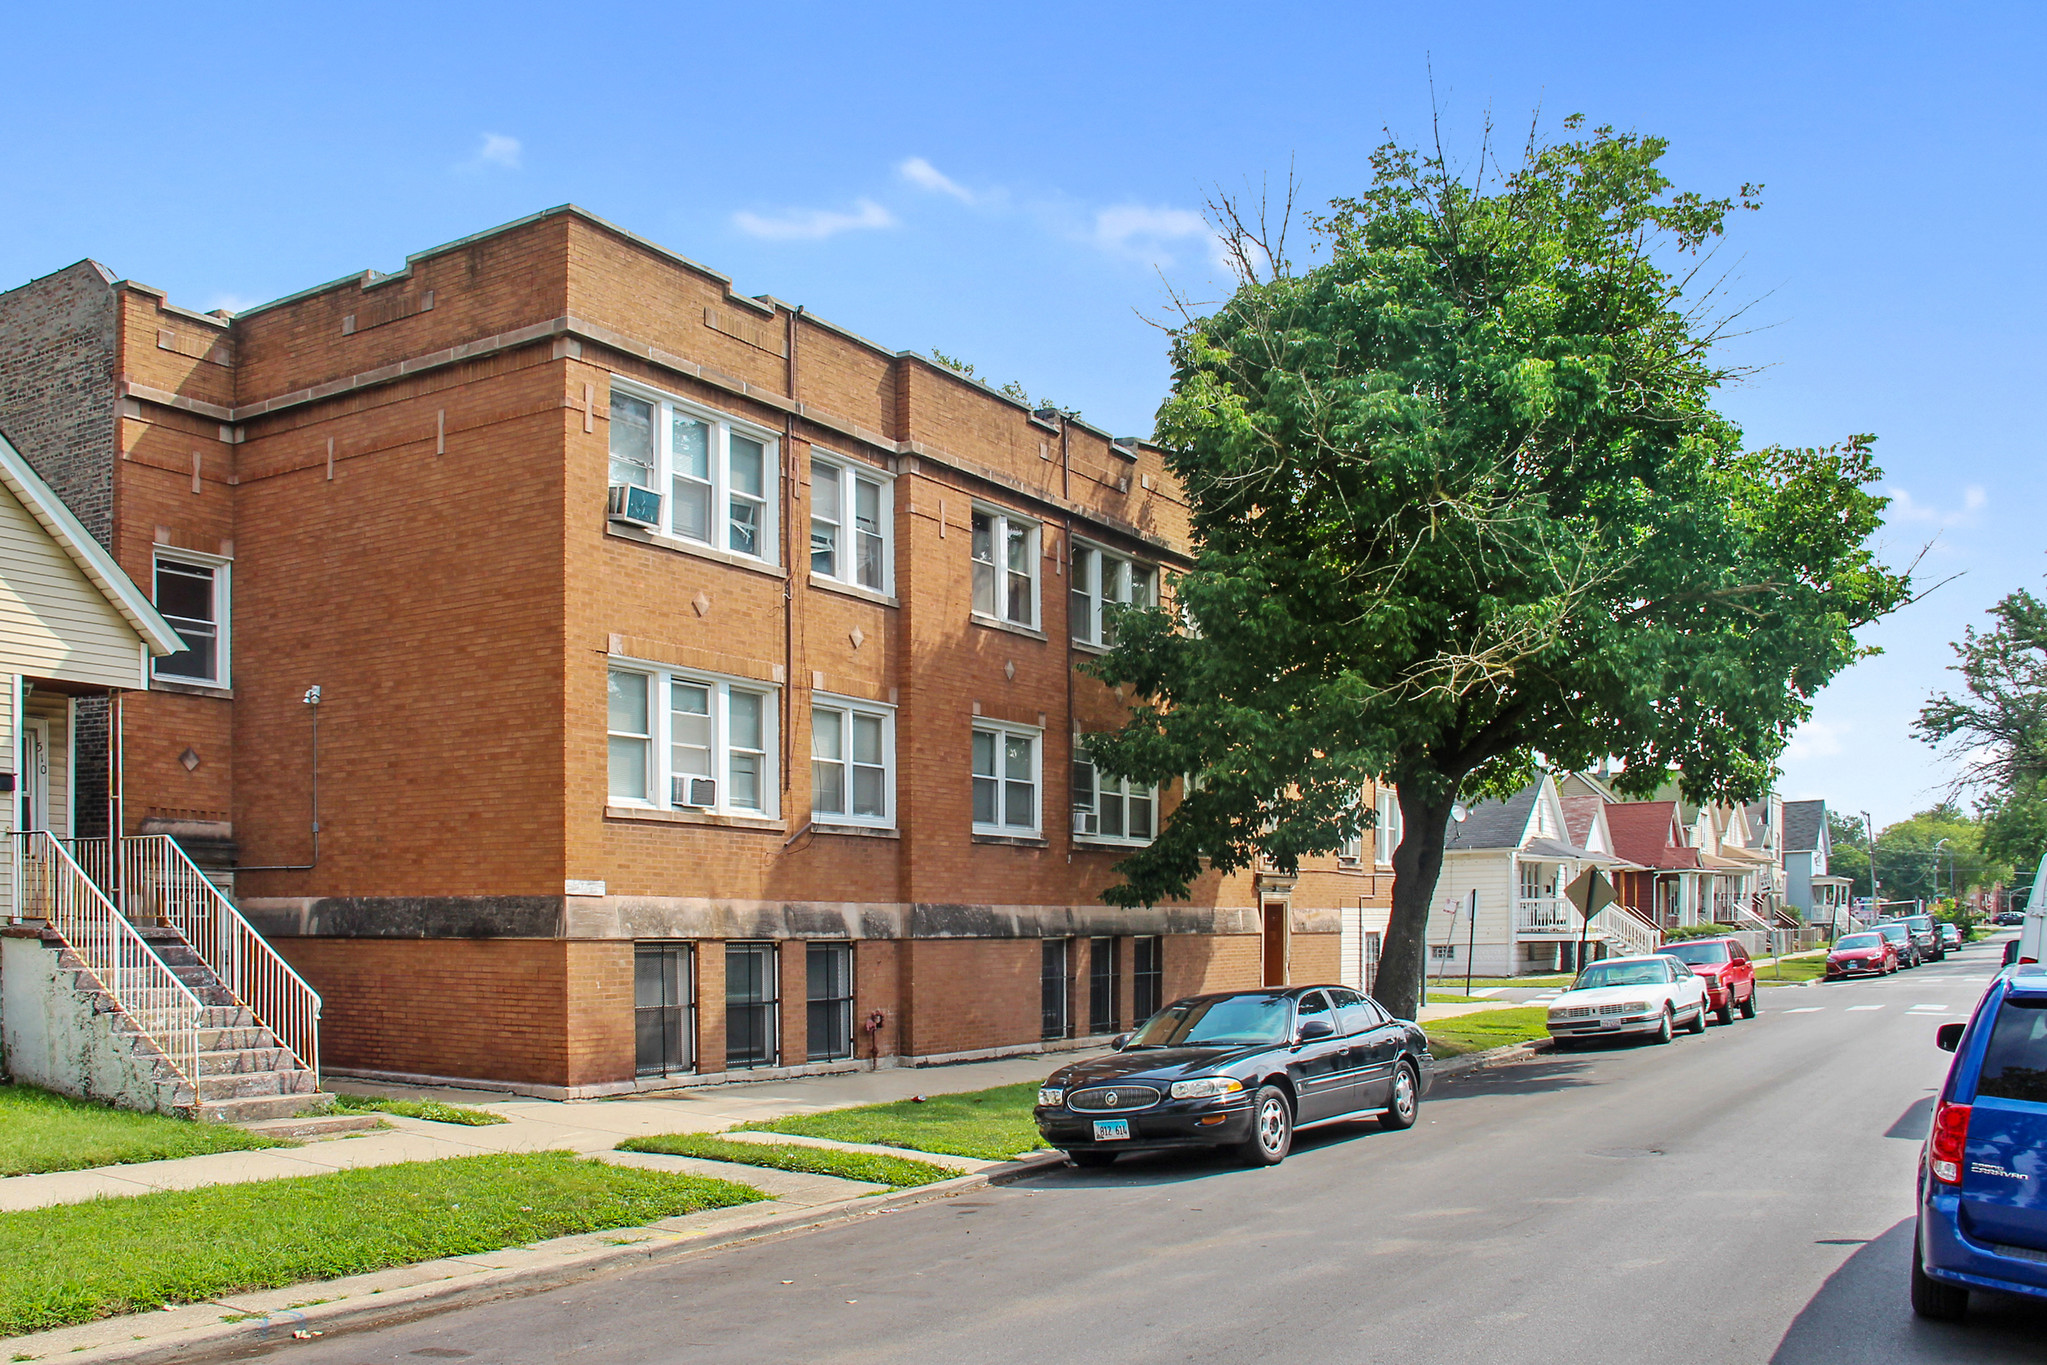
[
  {"x1": 564, "y1": 940, "x2": 633, "y2": 1088},
  {"x1": 1290, "y1": 932, "x2": 1342, "y2": 986},
  {"x1": 273, "y1": 938, "x2": 570, "y2": 1085},
  {"x1": 898, "y1": 938, "x2": 1041, "y2": 1057}
]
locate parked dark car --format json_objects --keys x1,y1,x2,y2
[
  {"x1": 1913, "y1": 964, "x2": 2047, "y2": 1320},
  {"x1": 1875, "y1": 922, "x2": 1923, "y2": 968},
  {"x1": 1827, "y1": 930, "x2": 1899, "y2": 979},
  {"x1": 1901, "y1": 913, "x2": 1946, "y2": 962},
  {"x1": 1658, "y1": 937, "x2": 1759, "y2": 1024},
  {"x1": 1034, "y1": 986, "x2": 1433, "y2": 1168}
]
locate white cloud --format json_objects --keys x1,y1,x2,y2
[
  {"x1": 898, "y1": 157, "x2": 976, "y2": 204},
  {"x1": 456, "y1": 133, "x2": 522, "y2": 174},
  {"x1": 204, "y1": 292, "x2": 261, "y2": 315},
  {"x1": 1783, "y1": 717, "x2": 1849, "y2": 763},
  {"x1": 1089, "y1": 204, "x2": 1221, "y2": 267},
  {"x1": 1885, "y1": 483, "x2": 1986, "y2": 528},
  {"x1": 732, "y1": 198, "x2": 897, "y2": 242}
]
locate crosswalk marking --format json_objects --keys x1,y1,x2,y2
[
  {"x1": 1908, "y1": 1004, "x2": 1950, "y2": 1013},
  {"x1": 1848, "y1": 1005, "x2": 1885, "y2": 1012},
  {"x1": 1787, "y1": 1007, "x2": 1823, "y2": 1013}
]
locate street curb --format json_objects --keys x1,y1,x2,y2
[
  {"x1": 1431, "y1": 1037, "x2": 1555, "y2": 1079},
  {"x1": 1, "y1": 1152, "x2": 1070, "y2": 1365}
]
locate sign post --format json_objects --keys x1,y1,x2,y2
[{"x1": 1564, "y1": 867, "x2": 1618, "y2": 976}]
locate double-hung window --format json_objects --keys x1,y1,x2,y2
[
  {"x1": 810, "y1": 454, "x2": 891, "y2": 593},
  {"x1": 1069, "y1": 542, "x2": 1155, "y2": 646},
  {"x1": 152, "y1": 552, "x2": 229, "y2": 686},
  {"x1": 608, "y1": 381, "x2": 780, "y2": 564},
  {"x1": 971, "y1": 720, "x2": 1040, "y2": 835},
  {"x1": 1071, "y1": 742, "x2": 1155, "y2": 844},
  {"x1": 608, "y1": 663, "x2": 778, "y2": 817},
  {"x1": 1373, "y1": 787, "x2": 1403, "y2": 864},
  {"x1": 810, "y1": 696, "x2": 894, "y2": 826},
  {"x1": 970, "y1": 507, "x2": 1038, "y2": 628}
]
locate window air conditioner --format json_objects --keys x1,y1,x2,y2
[
  {"x1": 608, "y1": 483, "x2": 663, "y2": 529},
  {"x1": 1073, "y1": 810, "x2": 1099, "y2": 836},
  {"x1": 673, "y1": 776, "x2": 718, "y2": 809}
]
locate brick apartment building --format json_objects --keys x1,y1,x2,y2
[{"x1": 0, "y1": 208, "x2": 1395, "y2": 1096}]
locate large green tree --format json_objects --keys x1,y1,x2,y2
[
  {"x1": 1872, "y1": 806, "x2": 2008, "y2": 905},
  {"x1": 1087, "y1": 120, "x2": 1910, "y2": 1019},
  {"x1": 1827, "y1": 811, "x2": 1873, "y2": 901}
]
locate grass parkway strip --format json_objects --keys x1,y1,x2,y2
[
  {"x1": 1424, "y1": 1006, "x2": 1552, "y2": 1058},
  {"x1": 0, "y1": 1083, "x2": 289, "y2": 1178},
  {"x1": 736, "y1": 1081, "x2": 1047, "y2": 1161},
  {"x1": 617, "y1": 1134, "x2": 958, "y2": 1188},
  {"x1": 0, "y1": 1151, "x2": 764, "y2": 1338},
  {"x1": 330, "y1": 1094, "x2": 509, "y2": 1125}
]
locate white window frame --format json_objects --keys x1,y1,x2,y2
[
  {"x1": 970, "y1": 505, "x2": 1040, "y2": 629},
  {"x1": 606, "y1": 660, "x2": 779, "y2": 819},
  {"x1": 150, "y1": 547, "x2": 230, "y2": 688},
  {"x1": 608, "y1": 377, "x2": 781, "y2": 566},
  {"x1": 809, "y1": 693, "x2": 896, "y2": 829},
  {"x1": 1069, "y1": 539, "x2": 1156, "y2": 647},
  {"x1": 1071, "y1": 741, "x2": 1157, "y2": 846},
  {"x1": 1373, "y1": 787, "x2": 1403, "y2": 865},
  {"x1": 971, "y1": 718, "x2": 1042, "y2": 836},
  {"x1": 809, "y1": 452, "x2": 893, "y2": 595}
]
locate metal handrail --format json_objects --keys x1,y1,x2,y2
[
  {"x1": 15, "y1": 830, "x2": 204, "y2": 1088},
  {"x1": 81, "y1": 835, "x2": 323, "y2": 1082}
]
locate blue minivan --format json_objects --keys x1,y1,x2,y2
[{"x1": 1914, "y1": 964, "x2": 2047, "y2": 1320}]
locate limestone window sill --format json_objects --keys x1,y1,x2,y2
[
  {"x1": 809, "y1": 574, "x2": 898, "y2": 608},
  {"x1": 970, "y1": 613, "x2": 1047, "y2": 643},
  {"x1": 604, "y1": 804, "x2": 785, "y2": 832},
  {"x1": 972, "y1": 831, "x2": 1050, "y2": 848},
  {"x1": 604, "y1": 525, "x2": 787, "y2": 579}
]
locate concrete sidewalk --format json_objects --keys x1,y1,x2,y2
[{"x1": 0, "y1": 1048, "x2": 1086, "y2": 1213}]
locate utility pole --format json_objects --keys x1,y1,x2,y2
[{"x1": 1862, "y1": 810, "x2": 1878, "y2": 910}]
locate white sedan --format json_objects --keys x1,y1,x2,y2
[{"x1": 1546, "y1": 954, "x2": 1711, "y2": 1047}]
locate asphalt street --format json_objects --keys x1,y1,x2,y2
[{"x1": 265, "y1": 935, "x2": 2047, "y2": 1365}]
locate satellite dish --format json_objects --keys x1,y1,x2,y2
[{"x1": 1451, "y1": 803, "x2": 1468, "y2": 823}]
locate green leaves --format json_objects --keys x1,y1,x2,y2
[{"x1": 1087, "y1": 119, "x2": 1907, "y2": 1013}]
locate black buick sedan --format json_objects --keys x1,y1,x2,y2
[{"x1": 1034, "y1": 985, "x2": 1434, "y2": 1168}]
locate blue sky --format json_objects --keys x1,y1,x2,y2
[{"x1": 5, "y1": 2, "x2": 2040, "y2": 830}]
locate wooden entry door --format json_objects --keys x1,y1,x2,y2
[{"x1": 1262, "y1": 902, "x2": 1290, "y2": 986}]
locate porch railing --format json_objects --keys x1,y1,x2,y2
[
  {"x1": 66, "y1": 835, "x2": 321, "y2": 1082},
  {"x1": 1516, "y1": 896, "x2": 1663, "y2": 957},
  {"x1": 1514, "y1": 898, "x2": 1573, "y2": 932},
  {"x1": 14, "y1": 830, "x2": 203, "y2": 1088}
]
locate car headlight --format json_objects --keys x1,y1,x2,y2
[
  {"x1": 1169, "y1": 1077, "x2": 1245, "y2": 1100},
  {"x1": 1621, "y1": 1001, "x2": 1650, "y2": 1014},
  {"x1": 1037, "y1": 1087, "x2": 1064, "y2": 1107}
]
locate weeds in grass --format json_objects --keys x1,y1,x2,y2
[
  {"x1": 735, "y1": 1083, "x2": 1044, "y2": 1161},
  {"x1": 329, "y1": 1095, "x2": 506, "y2": 1126},
  {"x1": 620, "y1": 1134, "x2": 957, "y2": 1187}
]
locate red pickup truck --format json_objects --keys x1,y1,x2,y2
[{"x1": 1657, "y1": 937, "x2": 1758, "y2": 1025}]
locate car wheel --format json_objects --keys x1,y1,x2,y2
[
  {"x1": 1235, "y1": 1086, "x2": 1294, "y2": 1166},
  {"x1": 1653, "y1": 1006, "x2": 1674, "y2": 1045},
  {"x1": 1379, "y1": 1061, "x2": 1420, "y2": 1131},
  {"x1": 1716, "y1": 991, "x2": 1736, "y2": 1025},
  {"x1": 1069, "y1": 1150, "x2": 1118, "y2": 1169},
  {"x1": 1739, "y1": 987, "x2": 1758, "y2": 1020},
  {"x1": 1687, "y1": 998, "x2": 1708, "y2": 1034},
  {"x1": 1911, "y1": 1224, "x2": 1969, "y2": 1321}
]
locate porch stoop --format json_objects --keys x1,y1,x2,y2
[{"x1": 130, "y1": 926, "x2": 334, "y2": 1123}]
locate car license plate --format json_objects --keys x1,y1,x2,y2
[{"x1": 1092, "y1": 1119, "x2": 1131, "y2": 1142}]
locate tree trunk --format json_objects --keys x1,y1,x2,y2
[{"x1": 1376, "y1": 785, "x2": 1459, "y2": 1021}]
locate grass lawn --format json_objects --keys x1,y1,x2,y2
[
  {"x1": 1425, "y1": 1007, "x2": 1552, "y2": 1058},
  {"x1": 617, "y1": 1134, "x2": 957, "y2": 1188},
  {"x1": 1425, "y1": 992, "x2": 1492, "y2": 1005},
  {"x1": 0, "y1": 1152, "x2": 763, "y2": 1337},
  {"x1": 1754, "y1": 954, "x2": 1830, "y2": 986},
  {"x1": 1450, "y1": 975, "x2": 1575, "y2": 991},
  {"x1": 331, "y1": 1094, "x2": 507, "y2": 1126},
  {"x1": 734, "y1": 1082, "x2": 1045, "y2": 1161},
  {"x1": 0, "y1": 1083, "x2": 289, "y2": 1178}
]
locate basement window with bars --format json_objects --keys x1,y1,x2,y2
[
  {"x1": 1042, "y1": 937, "x2": 1071, "y2": 1040},
  {"x1": 1069, "y1": 541, "x2": 1155, "y2": 647},
  {"x1": 810, "y1": 696, "x2": 894, "y2": 827},
  {"x1": 151, "y1": 551, "x2": 229, "y2": 687},
  {"x1": 807, "y1": 942, "x2": 855, "y2": 1062},
  {"x1": 634, "y1": 942, "x2": 695, "y2": 1077},
  {"x1": 970, "y1": 506, "x2": 1039, "y2": 628},
  {"x1": 726, "y1": 942, "x2": 779, "y2": 1070},
  {"x1": 608, "y1": 663, "x2": 778, "y2": 818},
  {"x1": 1089, "y1": 937, "x2": 1120, "y2": 1035},
  {"x1": 1132, "y1": 936, "x2": 1163, "y2": 1023},
  {"x1": 809, "y1": 453, "x2": 891, "y2": 594},
  {"x1": 608, "y1": 379, "x2": 780, "y2": 564}
]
